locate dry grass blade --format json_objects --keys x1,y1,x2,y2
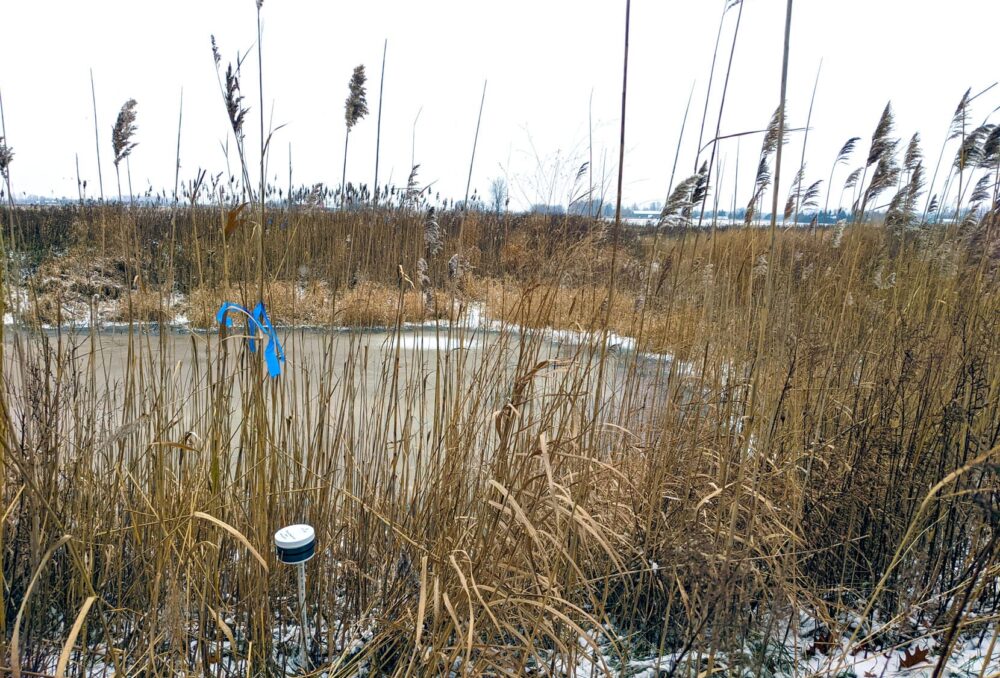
[
  {"x1": 193, "y1": 511, "x2": 269, "y2": 572},
  {"x1": 11, "y1": 535, "x2": 72, "y2": 678},
  {"x1": 415, "y1": 555, "x2": 428, "y2": 648},
  {"x1": 488, "y1": 480, "x2": 544, "y2": 551},
  {"x1": 55, "y1": 596, "x2": 97, "y2": 678},
  {"x1": 448, "y1": 554, "x2": 476, "y2": 668},
  {"x1": 208, "y1": 606, "x2": 239, "y2": 653}
]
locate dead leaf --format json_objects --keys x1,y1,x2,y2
[
  {"x1": 224, "y1": 202, "x2": 248, "y2": 237},
  {"x1": 899, "y1": 645, "x2": 930, "y2": 669},
  {"x1": 806, "y1": 630, "x2": 837, "y2": 657}
]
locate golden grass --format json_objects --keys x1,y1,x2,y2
[{"x1": 3, "y1": 205, "x2": 999, "y2": 676}]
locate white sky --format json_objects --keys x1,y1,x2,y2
[{"x1": 1, "y1": 0, "x2": 998, "y2": 211}]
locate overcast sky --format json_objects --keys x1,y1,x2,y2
[{"x1": 1, "y1": 1, "x2": 998, "y2": 211}]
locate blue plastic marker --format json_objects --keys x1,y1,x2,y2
[{"x1": 216, "y1": 301, "x2": 285, "y2": 378}]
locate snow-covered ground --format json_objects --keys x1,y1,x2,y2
[{"x1": 557, "y1": 612, "x2": 1000, "y2": 678}]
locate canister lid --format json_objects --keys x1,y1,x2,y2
[{"x1": 275, "y1": 524, "x2": 315, "y2": 550}]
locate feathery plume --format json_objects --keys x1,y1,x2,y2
[
  {"x1": 660, "y1": 174, "x2": 701, "y2": 225},
  {"x1": 955, "y1": 124, "x2": 991, "y2": 172},
  {"x1": 745, "y1": 106, "x2": 786, "y2": 224},
  {"x1": 224, "y1": 63, "x2": 248, "y2": 140},
  {"x1": 980, "y1": 126, "x2": 1000, "y2": 177},
  {"x1": 784, "y1": 169, "x2": 804, "y2": 219},
  {"x1": 832, "y1": 224, "x2": 845, "y2": 248},
  {"x1": 448, "y1": 253, "x2": 468, "y2": 280},
  {"x1": 802, "y1": 180, "x2": 823, "y2": 210},
  {"x1": 948, "y1": 88, "x2": 972, "y2": 141},
  {"x1": 112, "y1": 99, "x2": 139, "y2": 168},
  {"x1": 903, "y1": 133, "x2": 922, "y2": 172},
  {"x1": 403, "y1": 164, "x2": 423, "y2": 208},
  {"x1": 424, "y1": 206, "x2": 442, "y2": 256},
  {"x1": 866, "y1": 102, "x2": 895, "y2": 167},
  {"x1": 210, "y1": 37, "x2": 249, "y2": 142},
  {"x1": 417, "y1": 257, "x2": 433, "y2": 307},
  {"x1": 659, "y1": 162, "x2": 708, "y2": 228},
  {"x1": 785, "y1": 175, "x2": 823, "y2": 220},
  {"x1": 345, "y1": 65, "x2": 369, "y2": 131},
  {"x1": 0, "y1": 136, "x2": 13, "y2": 181},
  {"x1": 844, "y1": 167, "x2": 863, "y2": 190},
  {"x1": 691, "y1": 161, "x2": 710, "y2": 208},
  {"x1": 752, "y1": 254, "x2": 768, "y2": 279},
  {"x1": 835, "y1": 137, "x2": 861, "y2": 165},
  {"x1": 886, "y1": 161, "x2": 924, "y2": 231},
  {"x1": 761, "y1": 105, "x2": 787, "y2": 158},
  {"x1": 862, "y1": 142, "x2": 900, "y2": 209},
  {"x1": 417, "y1": 257, "x2": 430, "y2": 287},
  {"x1": 970, "y1": 174, "x2": 992, "y2": 205}
]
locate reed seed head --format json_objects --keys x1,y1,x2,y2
[
  {"x1": 866, "y1": 102, "x2": 895, "y2": 167},
  {"x1": 112, "y1": 99, "x2": 139, "y2": 168},
  {"x1": 448, "y1": 253, "x2": 467, "y2": 280},
  {"x1": 0, "y1": 137, "x2": 13, "y2": 181},
  {"x1": 904, "y1": 133, "x2": 922, "y2": 172},
  {"x1": 424, "y1": 206, "x2": 442, "y2": 256},
  {"x1": 835, "y1": 137, "x2": 861, "y2": 165},
  {"x1": 949, "y1": 88, "x2": 972, "y2": 141},
  {"x1": 225, "y1": 63, "x2": 248, "y2": 140},
  {"x1": 844, "y1": 167, "x2": 863, "y2": 191},
  {"x1": 345, "y1": 65, "x2": 369, "y2": 132}
]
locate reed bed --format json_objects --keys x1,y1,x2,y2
[{"x1": 0, "y1": 199, "x2": 998, "y2": 676}]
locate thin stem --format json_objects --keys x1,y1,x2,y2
[
  {"x1": 768, "y1": 0, "x2": 794, "y2": 249},
  {"x1": 593, "y1": 0, "x2": 631, "y2": 436},
  {"x1": 169, "y1": 89, "x2": 184, "y2": 298},
  {"x1": 90, "y1": 69, "x2": 105, "y2": 202},
  {"x1": 257, "y1": 4, "x2": 265, "y2": 303},
  {"x1": 696, "y1": 0, "x2": 746, "y2": 235},
  {"x1": 126, "y1": 157, "x2": 133, "y2": 207},
  {"x1": 589, "y1": 89, "x2": 594, "y2": 218},
  {"x1": 458, "y1": 80, "x2": 487, "y2": 244},
  {"x1": 374, "y1": 39, "x2": 387, "y2": 206},
  {"x1": 793, "y1": 59, "x2": 821, "y2": 225},
  {"x1": 693, "y1": 0, "x2": 733, "y2": 172},
  {"x1": 341, "y1": 131, "x2": 350, "y2": 209},
  {"x1": 667, "y1": 82, "x2": 696, "y2": 200},
  {"x1": 411, "y1": 107, "x2": 422, "y2": 172},
  {"x1": 823, "y1": 150, "x2": 843, "y2": 221},
  {"x1": 75, "y1": 154, "x2": 83, "y2": 203}
]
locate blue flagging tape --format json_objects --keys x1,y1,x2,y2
[{"x1": 216, "y1": 301, "x2": 286, "y2": 378}]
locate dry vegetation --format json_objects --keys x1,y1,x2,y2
[
  {"x1": 1, "y1": 1, "x2": 1000, "y2": 675},
  {"x1": 1, "y1": 202, "x2": 998, "y2": 676}
]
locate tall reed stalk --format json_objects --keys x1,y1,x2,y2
[
  {"x1": 341, "y1": 65, "x2": 369, "y2": 208},
  {"x1": 373, "y1": 40, "x2": 387, "y2": 206},
  {"x1": 89, "y1": 70, "x2": 105, "y2": 202}
]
